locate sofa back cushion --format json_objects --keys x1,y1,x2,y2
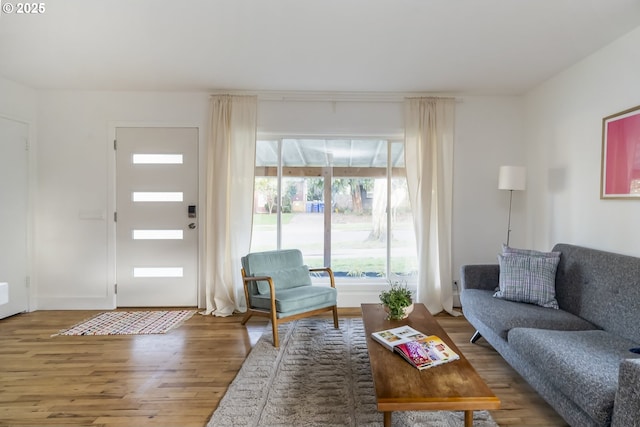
[
  {"x1": 553, "y1": 243, "x2": 640, "y2": 343},
  {"x1": 242, "y1": 249, "x2": 312, "y2": 295}
]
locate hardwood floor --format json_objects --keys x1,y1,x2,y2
[{"x1": 0, "y1": 309, "x2": 568, "y2": 426}]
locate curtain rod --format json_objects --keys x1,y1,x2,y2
[{"x1": 208, "y1": 90, "x2": 462, "y2": 103}]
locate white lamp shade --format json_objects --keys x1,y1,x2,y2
[{"x1": 498, "y1": 166, "x2": 526, "y2": 191}]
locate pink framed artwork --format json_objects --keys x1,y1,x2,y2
[{"x1": 601, "y1": 104, "x2": 640, "y2": 199}]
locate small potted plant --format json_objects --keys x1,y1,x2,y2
[{"x1": 379, "y1": 280, "x2": 413, "y2": 320}]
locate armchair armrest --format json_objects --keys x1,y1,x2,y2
[
  {"x1": 242, "y1": 274, "x2": 276, "y2": 295},
  {"x1": 309, "y1": 267, "x2": 336, "y2": 288},
  {"x1": 244, "y1": 274, "x2": 271, "y2": 281},
  {"x1": 612, "y1": 358, "x2": 640, "y2": 427},
  {"x1": 460, "y1": 264, "x2": 500, "y2": 292},
  {"x1": 240, "y1": 269, "x2": 277, "y2": 314}
]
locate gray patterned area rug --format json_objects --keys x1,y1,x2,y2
[{"x1": 208, "y1": 318, "x2": 499, "y2": 427}]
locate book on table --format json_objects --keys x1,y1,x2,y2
[
  {"x1": 371, "y1": 325, "x2": 460, "y2": 370},
  {"x1": 371, "y1": 325, "x2": 426, "y2": 351}
]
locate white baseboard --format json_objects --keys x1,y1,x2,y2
[
  {"x1": 35, "y1": 296, "x2": 116, "y2": 310},
  {"x1": 453, "y1": 291, "x2": 461, "y2": 308},
  {"x1": 336, "y1": 286, "x2": 381, "y2": 307},
  {"x1": 34, "y1": 287, "x2": 460, "y2": 310}
]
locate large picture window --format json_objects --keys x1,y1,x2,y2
[{"x1": 250, "y1": 138, "x2": 417, "y2": 283}]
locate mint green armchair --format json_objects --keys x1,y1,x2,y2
[{"x1": 240, "y1": 249, "x2": 339, "y2": 347}]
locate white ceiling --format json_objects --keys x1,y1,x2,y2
[{"x1": 1, "y1": 0, "x2": 640, "y2": 95}]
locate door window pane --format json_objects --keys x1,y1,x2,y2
[
  {"x1": 133, "y1": 267, "x2": 184, "y2": 278},
  {"x1": 132, "y1": 192, "x2": 183, "y2": 202},
  {"x1": 132, "y1": 229, "x2": 184, "y2": 240},
  {"x1": 132, "y1": 154, "x2": 183, "y2": 164}
]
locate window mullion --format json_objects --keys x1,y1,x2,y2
[
  {"x1": 276, "y1": 139, "x2": 283, "y2": 250},
  {"x1": 386, "y1": 142, "x2": 392, "y2": 278},
  {"x1": 323, "y1": 156, "x2": 332, "y2": 268}
]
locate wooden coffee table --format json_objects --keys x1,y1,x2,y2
[{"x1": 361, "y1": 303, "x2": 500, "y2": 427}]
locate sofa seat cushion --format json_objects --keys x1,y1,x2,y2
[
  {"x1": 509, "y1": 328, "x2": 640, "y2": 426},
  {"x1": 250, "y1": 285, "x2": 337, "y2": 317},
  {"x1": 461, "y1": 289, "x2": 597, "y2": 340}
]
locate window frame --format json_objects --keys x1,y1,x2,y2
[{"x1": 252, "y1": 136, "x2": 417, "y2": 286}]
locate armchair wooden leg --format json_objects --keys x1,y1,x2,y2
[
  {"x1": 241, "y1": 310, "x2": 253, "y2": 325},
  {"x1": 271, "y1": 311, "x2": 279, "y2": 348},
  {"x1": 332, "y1": 306, "x2": 339, "y2": 328},
  {"x1": 271, "y1": 321, "x2": 279, "y2": 348}
]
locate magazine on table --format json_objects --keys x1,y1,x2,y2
[
  {"x1": 394, "y1": 334, "x2": 460, "y2": 370},
  {"x1": 371, "y1": 325, "x2": 427, "y2": 351},
  {"x1": 371, "y1": 326, "x2": 460, "y2": 370}
]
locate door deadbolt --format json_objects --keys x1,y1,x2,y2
[{"x1": 188, "y1": 223, "x2": 196, "y2": 229}]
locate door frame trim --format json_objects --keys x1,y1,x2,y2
[{"x1": 108, "y1": 122, "x2": 205, "y2": 309}]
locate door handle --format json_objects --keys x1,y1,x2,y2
[{"x1": 188, "y1": 223, "x2": 196, "y2": 229}]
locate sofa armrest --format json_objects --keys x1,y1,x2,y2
[
  {"x1": 612, "y1": 358, "x2": 640, "y2": 427},
  {"x1": 460, "y1": 264, "x2": 500, "y2": 292}
]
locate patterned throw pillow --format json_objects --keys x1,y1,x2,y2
[{"x1": 494, "y1": 253, "x2": 560, "y2": 309}]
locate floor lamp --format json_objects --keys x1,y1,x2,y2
[{"x1": 498, "y1": 166, "x2": 526, "y2": 246}]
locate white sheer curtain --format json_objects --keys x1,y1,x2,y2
[
  {"x1": 205, "y1": 95, "x2": 257, "y2": 316},
  {"x1": 404, "y1": 97, "x2": 458, "y2": 315}
]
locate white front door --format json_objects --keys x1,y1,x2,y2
[
  {"x1": 0, "y1": 117, "x2": 29, "y2": 319},
  {"x1": 115, "y1": 127, "x2": 198, "y2": 307}
]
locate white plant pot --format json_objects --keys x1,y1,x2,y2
[{"x1": 384, "y1": 303, "x2": 414, "y2": 320}]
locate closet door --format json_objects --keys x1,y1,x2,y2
[{"x1": 0, "y1": 117, "x2": 29, "y2": 319}]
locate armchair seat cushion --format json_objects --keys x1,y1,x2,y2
[{"x1": 250, "y1": 285, "x2": 337, "y2": 317}]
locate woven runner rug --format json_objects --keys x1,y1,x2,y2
[
  {"x1": 208, "y1": 318, "x2": 498, "y2": 427},
  {"x1": 54, "y1": 310, "x2": 196, "y2": 336}
]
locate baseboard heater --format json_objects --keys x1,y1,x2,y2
[{"x1": 0, "y1": 282, "x2": 8, "y2": 305}]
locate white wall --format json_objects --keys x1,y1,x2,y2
[
  {"x1": 0, "y1": 77, "x2": 38, "y2": 122},
  {"x1": 30, "y1": 92, "x2": 522, "y2": 309},
  {"x1": 257, "y1": 99, "x2": 404, "y2": 137},
  {"x1": 453, "y1": 96, "x2": 525, "y2": 277},
  {"x1": 35, "y1": 91, "x2": 209, "y2": 309},
  {"x1": 524, "y1": 25, "x2": 640, "y2": 257}
]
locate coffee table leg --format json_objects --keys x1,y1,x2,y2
[
  {"x1": 464, "y1": 410, "x2": 473, "y2": 427},
  {"x1": 383, "y1": 411, "x2": 391, "y2": 427}
]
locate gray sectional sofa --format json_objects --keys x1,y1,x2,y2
[{"x1": 460, "y1": 243, "x2": 640, "y2": 427}]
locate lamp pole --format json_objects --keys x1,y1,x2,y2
[
  {"x1": 499, "y1": 166, "x2": 525, "y2": 247},
  {"x1": 506, "y1": 189, "x2": 513, "y2": 246}
]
